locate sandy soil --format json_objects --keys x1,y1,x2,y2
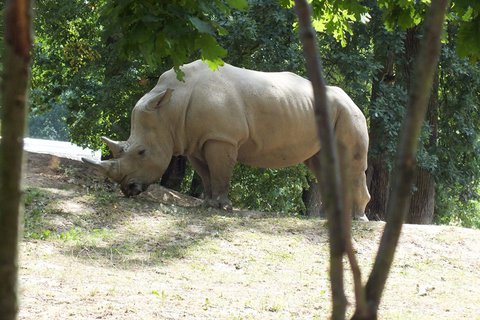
[{"x1": 19, "y1": 152, "x2": 480, "y2": 319}]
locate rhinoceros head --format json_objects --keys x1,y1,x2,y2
[{"x1": 82, "y1": 88, "x2": 174, "y2": 197}]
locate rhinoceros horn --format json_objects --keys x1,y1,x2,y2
[
  {"x1": 81, "y1": 157, "x2": 114, "y2": 177},
  {"x1": 101, "y1": 136, "x2": 125, "y2": 158}
]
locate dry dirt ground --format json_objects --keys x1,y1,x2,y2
[{"x1": 19, "y1": 152, "x2": 480, "y2": 320}]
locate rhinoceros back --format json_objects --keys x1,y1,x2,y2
[{"x1": 154, "y1": 61, "x2": 339, "y2": 168}]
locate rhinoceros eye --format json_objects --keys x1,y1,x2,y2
[{"x1": 138, "y1": 149, "x2": 146, "y2": 156}]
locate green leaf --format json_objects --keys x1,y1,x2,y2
[
  {"x1": 189, "y1": 16, "x2": 215, "y2": 35},
  {"x1": 204, "y1": 58, "x2": 225, "y2": 71},
  {"x1": 312, "y1": 19, "x2": 326, "y2": 32},
  {"x1": 226, "y1": 0, "x2": 248, "y2": 10},
  {"x1": 279, "y1": 0, "x2": 294, "y2": 8},
  {"x1": 141, "y1": 15, "x2": 161, "y2": 23},
  {"x1": 456, "y1": 16, "x2": 480, "y2": 62},
  {"x1": 173, "y1": 66, "x2": 186, "y2": 81},
  {"x1": 195, "y1": 34, "x2": 227, "y2": 67},
  {"x1": 397, "y1": 9, "x2": 415, "y2": 28},
  {"x1": 211, "y1": 21, "x2": 229, "y2": 36}
]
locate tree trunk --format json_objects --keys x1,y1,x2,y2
[
  {"x1": 403, "y1": 27, "x2": 438, "y2": 224},
  {"x1": 407, "y1": 71, "x2": 439, "y2": 224},
  {"x1": 366, "y1": 158, "x2": 389, "y2": 220},
  {"x1": 302, "y1": 178, "x2": 324, "y2": 217},
  {"x1": 0, "y1": 1, "x2": 32, "y2": 319},
  {"x1": 407, "y1": 168, "x2": 435, "y2": 223},
  {"x1": 366, "y1": 7, "x2": 396, "y2": 221}
]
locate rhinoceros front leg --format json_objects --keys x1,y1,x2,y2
[
  {"x1": 201, "y1": 140, "x2": 237, "y2": 211},
  {"x1": 188, "y1": 156, "x2": 212, "y2": 201}
]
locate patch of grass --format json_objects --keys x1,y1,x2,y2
[
  {"x1": 24, "y1": 187, "x2": 52, "y2": 239},
  {"x1": 151, "y1": 289, "x2": 167, "y2": 304},
  {"x1": 24, "y1": 187, "x2": 50, "y2": 206},
  {"x1": 22, "y1": 149, "x2": 480, "y2": 319},
  {"x1": 24, "y1": 207, "x2": 46, "y2": 239},
  {"x1": 266, "y1": 303, "x2": 284, "y2": 313},
  {"x1": 260, "y1": 297, "x2": 285, "y2": 313},
  {"x1": 110, "y1": 242, "x2": 137, "y2": 256},
  {"x1": 267, "y1": 250, "x2": 294, "y2": 262},
  {"x1": 88, "y1": 288, "x2": 99, "y2": 297},
  {"x1": 72, "y1": 227, "x2": 116, "y2": 246},
  {"x1": 226, "y1": 316, "x2": 257, "y2": 320},
  {"x1": 202, "y1": 297, "x2": 211, "y2": 311},
  {"x1": 90, "y1": 189, "x2": 119, "y2": 206},
  {"x1": 152, "y1": 241, "x2": 191, "y2": 261},
  {"x1": 24, "y1": 188, "x2": 117, "y2": 242},
  {"x1": 28, "y1": 225, "x2": 115, "y2": 244},
  {"x1": 57, "y1": 227, "x2": 83, "y2": 241},
  {"x1": 26, "y1": 229, "x2": 52, "y2": 240}
]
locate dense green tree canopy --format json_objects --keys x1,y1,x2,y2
[
  {"x1": 101, "y1": 0, "x2": 248, "y2": 77},
  {"x1": 28, "y1": 0, "x2": 480, "y2": 227}
]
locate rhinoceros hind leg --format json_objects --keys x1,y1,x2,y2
[
  {"x1": 340, "y1": 143, "x2": 370, "y2": 220},
  {"x1": 350, "y1": 167, "x2": 370, "y2": 221},
  {"x1": 305, "y1": 150, "x2": 370, "y2": 220}
]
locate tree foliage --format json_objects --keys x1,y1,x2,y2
[
  {"x1": 230, "y1": 164, "x2": 309, "y2": 214},
  {"x1": 32, "y1": 0, "x2": 160, "y2": 148},
  {"x1": 219, "y1": 0, "x2": 303, "y2": 72},
  {"x1": 101, "y1": 0, "x2": 247, "y2": 78},
  {"x1": 29, "y1": 102, "x2": 69, "y2": 140},
  {"x1": 28, "y1": 0, "x2": 480, "y2": 227},
  {"x1": 435, "y1": 40, "x2": 480, "y2": 227},
  {"x1": 305, "y1": 0, "x2": 480, "y2": 227},
  {"x1": 379, "y1": 0, "x2": 480, "y2": 61}
]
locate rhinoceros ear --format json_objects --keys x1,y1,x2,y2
[
  {"x1": 101, "y1": 136, "x2": 125, "y2": 158},
  {"x1": 147, "y1": 88, "x2": 174, "y2": 110}
]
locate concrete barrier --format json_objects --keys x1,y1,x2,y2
[{"x1": 24, "y1": 138, "x2": 101, "y2": 161}]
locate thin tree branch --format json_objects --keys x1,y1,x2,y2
[
  {"x1": 294, "y1": 1, "x2": 347, "y2": 318},
  {"x1": 346, "y1": 238, "x2": 366, "y2": 315},
  {"x1": 339, "y1": 143, "x2": 367, "y2": 316},
  {"x1": 363, "y1": 0, "x2": 449, "y2": 317}
]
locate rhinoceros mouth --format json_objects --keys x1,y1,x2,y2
[{"x1": 121, "y1": 182, "x2": 148, "y2": 197}]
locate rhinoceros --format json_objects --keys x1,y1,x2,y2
[{"x1": 82, "y1": 60, "x2": 370, "y2": 219}]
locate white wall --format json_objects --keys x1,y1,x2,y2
[{"x1": 24, "y1": 138, "x2": 101, "y2": 161}]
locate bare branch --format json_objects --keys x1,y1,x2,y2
[
  {"x1": 294, "y1": 0, "x2": 347, "y2": 318},
  {"x1": 338, "y1": 143, "x2": 366, "y2": 316}
]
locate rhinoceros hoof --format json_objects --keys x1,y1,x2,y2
[{"x1": 203, "y1": 198, "x2": 232, "y2": 211}]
